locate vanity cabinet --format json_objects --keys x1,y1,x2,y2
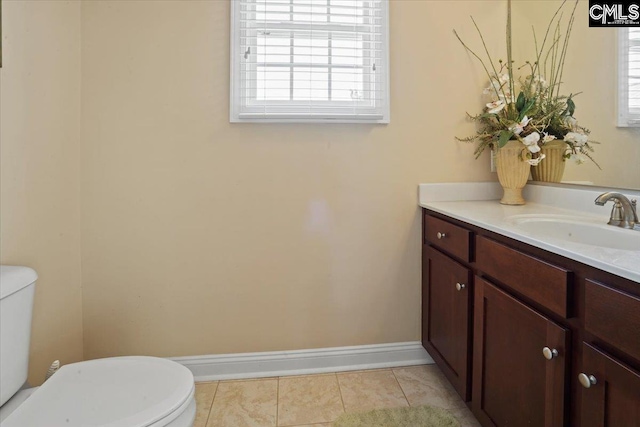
[
  {"x1": 424, "y1": 215, "x2": 472, "y2": 263},
  {"x1": 475, "y1": 236, "x2": 571, "y2": 318},
  {"x1": 422, "y1": 246, "x2": 472, "y2": 400},
  {"x1": 421, "y1": 209, "x2": 640, "y2": 427},
  {"x1": 580, "y1": 280, "x2": 640, "y2": 427},
  {"x1": 584, "y1": 280, "x2": 640, "y2": 362},
  {"x1": 579, "y1": 343, "x2": 640, "y2": 426},
  {"x1": 472, "y1": 277, "x2": 568, "y2": 427}
]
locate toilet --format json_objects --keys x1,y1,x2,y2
[{"x1": 0, "y1": 266, "x2": 196, "y2": 427}]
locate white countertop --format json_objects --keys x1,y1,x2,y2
[{"x1": 418, "y1": 182, "x2": 640, "y2": 284}]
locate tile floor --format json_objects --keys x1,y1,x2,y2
[{"x1": 193, "y1": 364, "x2": 481, "y2": 427}]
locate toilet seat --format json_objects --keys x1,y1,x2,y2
[{"x1": 2, "y1": 356, "x2": 195, "y2": 427}]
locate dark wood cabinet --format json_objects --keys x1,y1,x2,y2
[
  {"x1": 475, "y1": 236, "x2": 571, "y2": 318},
  {"x1": 472, "y1": 277, "x2": 568, "y2": 427},
  {"x1": 421, "y1": 209, "x2": 640, "y2": 427},
  {"x1": 584, "y1": 280, "x2": 640, "y2": 362},
  {"x1": 579, "y1": 343, "x2": 640, "y2": 427},
  {"x1": 424, "y1": 215, "x2": 472, "y2": 262},
  {"x1": 422, "y1": 246, "x2": 472, "y2": 400}
]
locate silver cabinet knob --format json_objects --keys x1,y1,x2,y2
[
  {"x1": 436, "y1": 232, "x2": 446, "y2": 239},
  {"x1": 578, "y1": 373, "x2": 597, "y2": 388},
  {"x1": 456, "y1": 282, "x2": 466, "y2": 291},
  {"x1": 542, "y1": 347, "x2": 559, "y2": 360}
]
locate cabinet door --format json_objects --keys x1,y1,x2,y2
[
  {"x1": 422, "y1": 246, "x2": 471, "y2": 400},
  {"x1": 472, "y1": 277, "x2": 568, "y2": 427},
  {"x1": 579, "y1": 343, "x2": 640, "y2": 427}
]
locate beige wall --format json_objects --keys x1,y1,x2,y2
[
  {"x1": 516, "y1": 1, "x2": 640, "y2": 189},
  {"x1": 80, "y1": 0, "x2": 502, "y2": 359},
  {"x1": 8, "y1": 0, "x2": 618, "y2": 370},
  {"x1": 0, "y1": 0, "x2": 83, "y2": 384}
]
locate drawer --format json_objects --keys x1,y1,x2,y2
[
  {"x1": 424, "y1": 215, "x2": 472, "y2": 262},
  {"x1": 476, "y1": 236, "x2": 571, "y2": 318},
  {"x1": 585, "y1": 280, "x2": 640, "y2": 362}
]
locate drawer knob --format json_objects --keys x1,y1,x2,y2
[
  {"x1": 455, "y1": 282, "x2": 466, "y2": 291},
  {"x1": 437, "y1": 232, "x2": 446, "y2": 239},
  {"x1": 542, "y1": 347, "x2": 558, "y2": 360},
  {"x1": 578, "y1": 373, "x2": 597, "y2": 389}
]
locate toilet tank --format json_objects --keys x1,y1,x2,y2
[{"x1": 0, "y1": 266, "x2": 38, "y2": 407}]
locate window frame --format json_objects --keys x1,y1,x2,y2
[
  {"x1": 617, "y1": 27, "x2": 640, "y2": 127},
  {"x1": 230, "y1": 0, "x2": 390, "y2": 124}
]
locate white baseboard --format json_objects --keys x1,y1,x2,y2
[{"x1": 170, "y1": 341, "x2": 434, "y2": 382}]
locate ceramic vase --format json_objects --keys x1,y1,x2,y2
[
  {"x1": 496, "y1": 140, "x2": 531, "y2": 205},
  {"x1": 530, "y1": 140, "x2": 567, "y2": 183}
]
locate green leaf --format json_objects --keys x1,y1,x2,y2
[
  {"x1": 561, "y1": 96, "x2": 576, "y2": 117},
  {"x1": 498, "y1": 130, "x2": 514, "y2": 148},
  {"x1": 516, "y1": 92, "x2": 526, "y2": 111},
  {"x1": 518, "y1": 98, "x2": 536, "y2": 121},
  {"x1": 567, "y1": 98, "x2": 576, "y2": 116}
]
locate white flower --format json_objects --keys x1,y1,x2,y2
[
  {"x1": 527, "y1": 154, "x2": 546, "y2": 166},
  {"x1": 542, "y1": 133, "x2": 556, "y2": 143},
  {"x1": 570, "y1": 153, "x2": 587, "y2": 165},
  {"x1": 486, "y1": 100, "x2": 506, "y2": 114},
  {"x1": 534, "y1": 75, "x2": 549, "y2": 89},
  {"x1": 484, "y1": 73, "x2": 512, "y2": 101},
  {"x1": 564, "y1": 132, "x2": 588, "y2": 147},
  {"x1": 528, "y1": 145, "x2": 541, "y2": 153},
  {"x1": 483, "y1": 82, "x2": 499, "y2": 96},
  {"x1": 525, "y1": 74, "x2": 549, "y2": 90},
  {"x1": 486, "y1": 73, "x2": 509, "y2": 87},
  {"x1": 483, "y1": 79, "x2": 501, "y2": 96},
  {"x1": 522, "y1": 132, "x2": 540, "y2": 145},
  {"x1": 509, "y1": 116, "x2": 531, "y2": 135},
  {"x1": 563, "y1": 116, "x2": 578, "y2": 131},
  {"x1": 521, "y1": 132, "x2": 541, "y2": 153}
]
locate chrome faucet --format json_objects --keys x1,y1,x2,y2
[{"x1": 594, "y1": 192, "x2": 638, "y2": 229}]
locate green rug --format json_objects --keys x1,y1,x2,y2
[{"x1": 333, "y1": 405, "x2": 460, "y2": 427}]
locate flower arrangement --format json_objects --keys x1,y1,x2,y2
[{"x1": 454, "y1": 0, "x2": 599, "y2": 168}]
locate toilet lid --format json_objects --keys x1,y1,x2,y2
[{"x1": 2, "y1": 356, "x2": 194, "y2": 427}]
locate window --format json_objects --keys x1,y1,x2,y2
[
  {"x1": 230, "y1": 0, "x2": 389, "y2": 123},
  {"x1": 618, "y1": 28, "x2": 640, "y2": 127}
]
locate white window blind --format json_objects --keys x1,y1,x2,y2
[
  {"x1": 618, "y1": 28, "x2": 640, "y2": 127},
  {"x1": 230, "y1": 0, "x2": 389, "y2": 123}
]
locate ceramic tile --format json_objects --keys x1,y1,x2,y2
[
  {"x1": 277, "y1": 374, "x2": 344, "y2": 426},
  {"x1": 450, "y1": 406, "x2": 482, "y2": 427},
  {"x1": 206, "y1": 378, "x2": 278, "y2": 427},
  {"x1": 392, "y1": 365, "x2": 466, "y2": 410},
  {"x1": 337, "y1": 370, "x2": 409, "y2": 413},
  {"x1": 194, "y1": 382, "x2": 218, "y2": 427}
]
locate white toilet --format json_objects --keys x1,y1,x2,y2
[{"x1": 0, "y1": 266, "x2": 196, "y2": 427}]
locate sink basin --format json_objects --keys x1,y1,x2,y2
[{"x1": 506, "y1": 214, "x2": 640, "y2": 251}]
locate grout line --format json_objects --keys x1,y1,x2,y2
[
  {"x1": 275, "y1": 377, "x2": 280, "y2": 427},
  {"x1": 391, "y1": 369, "x2": 411, "y2": 407},
  {"x1": 335, "y1": 373, "x2": 348, "y2": 415},
  {"x1": 203, "y1": 381, "x2": 219, "y2": 427}
]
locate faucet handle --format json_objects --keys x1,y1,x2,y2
[{"x1": 608, "y1": 201, "x2": 625, "y2": 226}]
